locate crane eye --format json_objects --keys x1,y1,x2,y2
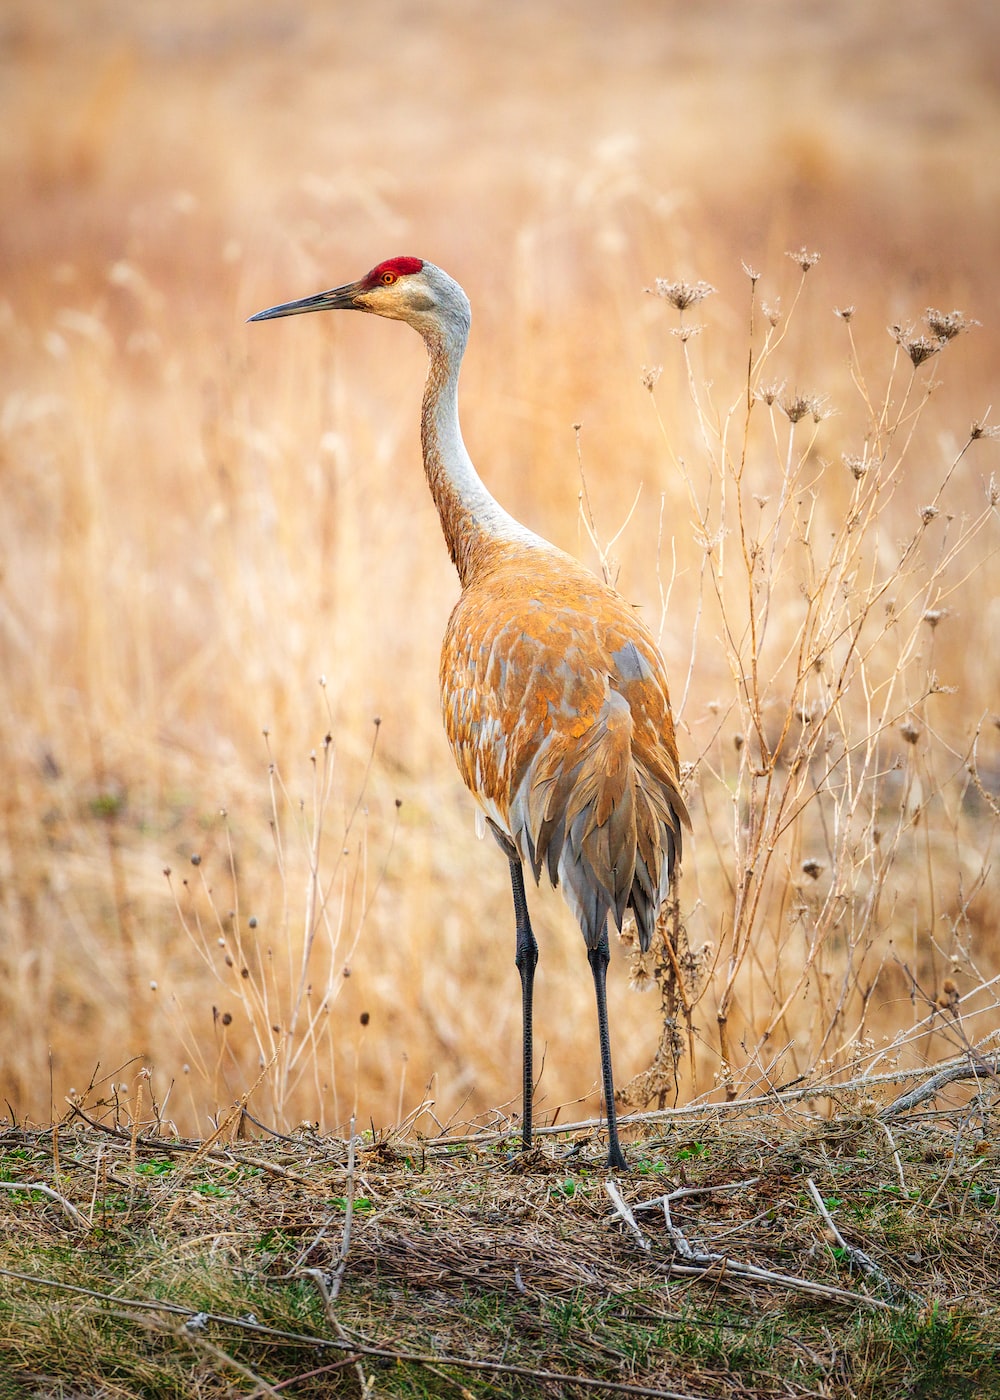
[{"x1": 380, "y1": 271, "x2": 397, "y2": 286}]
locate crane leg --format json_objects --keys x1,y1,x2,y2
[
  {"x1": 588, "y1": 930, "x2": 628, "y2": 1172},
  {"x1": 509, "y1": 859, "x2": 538, "y2": 1152}
]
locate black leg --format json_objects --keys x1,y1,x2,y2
[
  {"x1": 509, "y1": 859, "x2": 538, "y2": 1152},
  {"x1": 588, "y1": 929, "x2": 628, "y2": 1172}
]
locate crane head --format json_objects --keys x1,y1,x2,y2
[{"x1": 248, "y1": 257, "x2": 470, "y2": 342}]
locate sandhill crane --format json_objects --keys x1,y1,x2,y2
[{"x1": 249, "y1": 257, "x2": 689, "y2": 1169}]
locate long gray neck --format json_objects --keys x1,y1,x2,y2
[{"x1": 420, "y1": 321, "x2": 542, "y2": 587}]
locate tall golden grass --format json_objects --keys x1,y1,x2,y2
[{"x1": 1, "y1": 0, "x2": 998, "y2": 1137}]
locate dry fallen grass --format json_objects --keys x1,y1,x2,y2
[
  {"x1": 2, "y1": 0, "x2": 1000, "y2": 1159},
  {"x1": 1, "y1": 1061, "x2": 999, "y2": 1397}
]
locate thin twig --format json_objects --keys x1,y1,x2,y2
[
  {"x1": 0, "y1": 1180, "x2": 91, "y2": 1232},
  {"x1": 879, "y1": 1053, "x2": 999, "y2": 1119},
  {"x1": 605, "y1": 1179, "x2": 651, "y2": 1252},
  {"x1": 806, "y1": 1178, "x2": 921, "y2": 1305},
  {"x1": 613, "y1": 1179, "x2": 895, "y2": 1310}
]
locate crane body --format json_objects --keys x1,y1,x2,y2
[{"x1": 250, "y1": 257, "x2": 689, "y2": 1169}]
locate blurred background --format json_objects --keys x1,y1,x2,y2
[{"x1": 2, "y1": 0, "x2": 999, "y2": 1136}]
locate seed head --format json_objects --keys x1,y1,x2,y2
[
  {"x1": 641, "y1": 364, "x2": 663, "y2": 391},
  {"x1": 671, "y1": 324, "x2": 703, "y2": 342},
  {"x1": 890, "y1": 324, "x2": 941, "y2": 368},
  {"x1": 801, "y1": 858, "x2": 824, "y2": 880},
  {"x1": 754, "y1": 381, "x2": 785, "y2": 407},
  {"x1": 898, "y1": 718, "x2": 921, "y2": 745},
  {"x1": 835, "y1": 306, "x2": 855, "y2": 322},
  {"x1": 761, "y1": 300, "x2": 782, "y2": 327},
  {"x1": 780, "y1": 390, "x2": 830, "y2": 424},
  {"x1": 922, "y1": 608, "x2": 948, "y2": 629},
  {"x1": 919, "y1": 504, "x2": 940, "y2": 524},
  {"x1": 785, "y1": 247, "x2": 821, "y2": 272},
  {"x1": 924, "y1": 308, "x2": 979, "y2": 342},
  {"x1": 971, "y1": 420, "x2": 1000, "y2": 441},
  {"x1": 742, "y1": 261, "x2": 761, "y2": 286},
  {"x1": 651, "y1": 279, "x2": 716, "y2": 311},
  {"x1": 843, "y1": 453, "x2": 869, "y2": 479}
]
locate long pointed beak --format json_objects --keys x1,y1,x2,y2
[{"x1": 247, "y1": 280, "x2": 366, "y2": 323}]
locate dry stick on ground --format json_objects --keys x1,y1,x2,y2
[
  {"x1": 0, "y1": 1268, "x2": 709, "y2": 1400},
  {"x1": 431, "y1": 1049, "x2": 1000, "y2": 1151},
  {"x1": 298, "y1": 1117, "x2": 377, "y2": 1397},
  {"x1": 612, "y1": 1180, "x2": 899, "y2": 1311},
  {"x1": 805, "y1": 1177, "x2": 922, "y2": 1306},
  {"x1": 0, "y1": 1180, "x2": 91, "y2": 1232},
  {"x1": 287, "y1": 1115, "x2": 360, "y2": 1283},
  {"x1": 878, "y1": 1051, "x2": 1000, "y2": 1120}
]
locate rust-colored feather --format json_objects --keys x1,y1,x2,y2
[{"x1": 442, "y1": 543, "x2": 689, "y2": 950}]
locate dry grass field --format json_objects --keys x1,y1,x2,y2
[{"x1": 2, "y1": 0, "x2": 1000, "y2": 1148}]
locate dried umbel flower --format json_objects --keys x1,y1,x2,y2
[
  {"x1": 755, "y1": 381, "x2": 784, "y2": 407},
  {"x1": 780, "y1": 390, "x2": 830, "y2": 424},
  {"x1": 641, "y1": 364, "x2": 663, "y2": 391},
  {"x1": 924, "y1": 308, "x2": 979, "y2": 341},
  {"x1": 898, "y1": 718, "x2": 921, "y2": 745},
  {"x1": 919, "y1": 504, "x2": 940, "y2": 524},
  {"x1": 922, "y1": 608, "x2": 948, "y2": 628},
  {"x1": 671, "y1": 324, "x2": 704, "y2": 342},
  {"x1": 786, "y1": 247, "x2": 821, "y2": 272},
  {"x1": 835, "y1": 306, "x2": 856, "y2": 322},
  {"x1": 890, "y1": 325, "x2": 942, "y2": 368},
  {"x1": 843, "y1": 453, "x2": 869, "y2": 479},
  {"x1": 891, "y1": 308, "x2": 979, "y2": 368},
  {"x1": 742, "y1": 261, "x2": 761, "y2": 285},
  {"x1": 651, "y1": 279, "x2": 716, "y2": 311},
  {"x1": 761, "y1": 300, "x2": 782, "y2": 327}
]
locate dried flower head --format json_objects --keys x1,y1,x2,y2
[
  {"x1": 754, "y1": 381, "x2": 785, "y2": 407},
  {"x1": 835, "y1": 306, "x2": 855, "y2": 322},
  {"x1": 628, "y1": 950, "x2": 657, "y2": 993},
  {"x1": 919, "y1": 504, "x2": 940, "y2": 524},
  {"x1": 671, "y1": 324, "x2": 704, "y2": 342},
  {"x1": 843, "y1": 453, "x2": 869, "y2": 479},
  {"x1": 742, "y1": 261, "x2": 760, "y2": 285},
  {"x1": 801, "y1": 858, "x2": 824, "y2": 880},
  {"x1": 924, "y1": 308, "x2": 979, "y2": 342},
  {"x1": 971, "y1": 420, "x2": 1000, "y2": 441},
  {"x1": 780, "y1": 390, "x2": 831, "y2": 424},
  {"x1": 641, "y1": 364, "x2": 663, "y2": 391},
  {"x1": 898, "y1": 718, "x2": 921, "y2": 745},
  {"x1": 922, "y1": 608, "x2": 948, "y2": 628},
  {"x1": 651, "y1": 279, "x2": 716, "y2": 311},
  {"x1": 890, "y1": 324, "x2": 942, "y2": 368},
  {"x1": 761, "y1": 300, "x2": 782, "y2": 327},
  {"x1": 786, "y1": 247, "x2": 821, "y2": 272}
]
